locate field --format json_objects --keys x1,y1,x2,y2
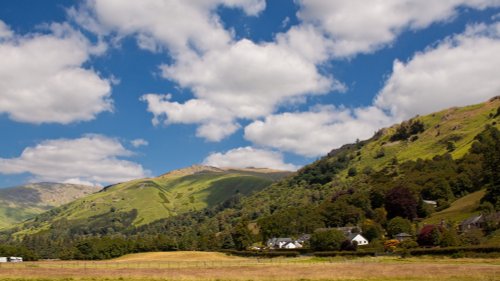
[{"x1": 0, "y1": 251, "x2": 499, "y2": 281}]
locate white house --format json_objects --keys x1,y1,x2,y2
[
  {"x1": 282, "y1": 241, "x2": 303, "y2": 249},
  {"x1": 266, "y1": 238, "x2": 293, "y2": 249},
  {"x1": 0, "y1": 257, "x2": 7, "y2": 263},
  {"x1": 348, "y1": 233, "x2": 369, "y2": 245}
]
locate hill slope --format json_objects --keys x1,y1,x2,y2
[
  {"x1": 422, "y1": 189, "x2": 486, "y2": 225},
  {"x1": 0, "y1": 183, "x2": 100, "y2": 229},
  {"x1": 2, "y1": 98, "x2": 498, "y2": 259},
  {"x1": 10, "y1": 166, "x2": 290, "y2": 236}
]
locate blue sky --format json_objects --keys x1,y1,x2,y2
[{"x1": 0, "y1": 1, "x2": 499, "y2": 188}]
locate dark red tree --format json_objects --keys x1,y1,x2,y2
[{"x1": 385, "y1": 186, "x2": 418, "y2": 219}]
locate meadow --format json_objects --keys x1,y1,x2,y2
[{"x1": 0, "y1": 252, "x2": 498, "y2": 281}]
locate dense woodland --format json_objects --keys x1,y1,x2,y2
[{"x1": 1, "y1": 120, "x2": 499, "y2": 260}]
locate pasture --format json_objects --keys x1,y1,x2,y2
[{"x1": 0, "y1": 251, "x2": 498, "y2": 281}]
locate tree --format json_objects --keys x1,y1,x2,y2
[
  {"x1": 348, "y1": 167, "x2": 357, "y2": 177},
  {"x1": 385, "y1": 186, "x2": 418, "y2": 220},
  {"x1": 310, "y1": 229, "x2": 345, "y2": 251},
  {"x1": 473, "y1": 126, "x2": 500, "y2": 209},
  {"x1": 417, "y1": 225, "x2": 442, "y2": 247},
  {"x1": 440, "y1": 228, "x2": 459, "y2": 247},
  {"x1": 387, "y1": 217, "x2": 412, "y2": 237},
  {"x1": 341, "y1": 240, "x2": 357, "y2": 251},
  {"x1": 231, "y1": 222, "x2": 254, "y2": 250}
]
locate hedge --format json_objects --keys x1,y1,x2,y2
[
  {"x1": 409, "y1": 246, "x2": 500, "y2": 256},
  {"x1": 314, "y1": 251, "x2": 376, "y2": 257},
  {"x1": 222, "y1": 250, "x2": 300, "y2": 258}
]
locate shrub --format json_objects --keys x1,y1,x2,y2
[
  {"x1": 314, "y1": 251, "x2": 376, "y2": 257},
  {"x1": 310, "y1": 229, "x2": 345, "y2": 251},
  {"x1": 223, "y1": 250, "x2": 299, "y2": 258}
]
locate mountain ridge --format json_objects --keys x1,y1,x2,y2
[
  {"x1": 0, "y1": 182, "x2": 100, "y2": 229},
  {"x1": 7, "y1": 166, "x2": 291, "y2": 236}
]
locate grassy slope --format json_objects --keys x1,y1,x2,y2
[
  {"x1": 0, "y1": 183, "x2": 100, "y2": 229},
  {"x1": 13, "y1": 168, "x2": 287, "y2": 235},
  {"x1": 349, "y1": 98, "x2": 500, "y2": 174},
  {"x1": 236, "y1": 98, "x2": 500, "y2": 222},
  {"x1": 422, "y1": 190, "x2": 485, "y2": 225}
]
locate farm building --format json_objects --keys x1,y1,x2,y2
[{"x1": 394, "y1": 232, "x2": 413, "y2": 242}]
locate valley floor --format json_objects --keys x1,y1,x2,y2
[{"x1": 0, "y1": 252, "x2": 499, "y2": 281}]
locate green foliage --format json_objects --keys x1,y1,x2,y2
[
  {"x1": 0, "y1": 244, "x2": 38, "y2": 261},
  {"x1": 314, "y1": 250, "x2": 376, "y2": 257},
  {"x1": 389, "y1": 119, "x2": 425, "y2": 142},
  {"x1": 386, "y1": 217, "x2": 413, "y2": 237},
  {"x1": 473, "y1": 125, "x2": 500, "y2": 209},
  {"x1": 224, "y1": 250, "x2": 299, "y2": 258},
  {"x1": 440, "y1": 228, "x2": 460, "y2": 247},
  {"x1": 2, "y1": 99, "x2": 499, "y2": 259},
  {"x1": 310, "y1": 229, "x2": 345, "y2": 251},
  {"x1": 409, "y1": 245, "x2": 500, "y2": 256}
]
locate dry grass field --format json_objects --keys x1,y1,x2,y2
[{"x1": 0, "y1": 252, "x2": 498, "y2": 281}]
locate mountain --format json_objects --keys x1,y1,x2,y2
[
  {"x1": 125, "y1": 97, "x2": 499, "y2": 249},
  {"x1": 0, "y1": 183, "x2": 100, "y2": 229},
  {"x1": 8, "y1": 166, "x2": 290, "y2": 237},
  {"x1": 234, "y1": 96, "x2": 500, "y2": 218},
  {"x1": 2, "y1": 98, "x2": 498, "y2": 258}
]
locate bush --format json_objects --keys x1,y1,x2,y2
[
  {"x1": 409, "y1": 246, "x2": 500, "y2": 256},
  {"x1": 310, "y1": 229, "x2": 345, "y2": 251},
  {"x1": 223, "y1": 250, "x2": 299, "y2": 258},
  {"x1": 314, "y1": 251, "x2": 376, "y2": 257},
  {"x1": 387, "y1": 217, "x2": 413, "y2": 237}
]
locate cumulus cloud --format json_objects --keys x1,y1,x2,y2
[
  {"x1": 0, "y1": 135, "x2": 149, "y2": 185},
  {"x1": 376, "y1": 22, "x2": 500, "y2": 120},
  {"x1": 0, "y1": 21, "x2": 112, "y2": 124},
  {"x1": 147, "y1": 39, "x2": 336, "y2": 140},
  {"x1": 297, "y1": 0, "x2": 500, "y2": 57},
  {"x1": 245, "y1": 22, "x2": 500, "y2": 157},
  {"x1": 131, "y1": 139, "x2": 149, "y2": 148},
  {"x1": 245, "y1": 106, "x2": 392, "y2": 157},
  {"x1": 203, "y1": 147, "x2": 298, "y2": 171},
  {"x1": 75, "y1": 0, "x2": 338, "y2": 141},
  {"x1": 72, "y1": 0, "x2": 265, "y2": 55},
  {"x1": 0, "y1": 20, "x2": 13, "y2": 39}
]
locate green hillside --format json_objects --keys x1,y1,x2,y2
[
  {"x1": 1, "y1": 98, "x2": 498, "y2": 259},
  {"x1": 347, "y1": 97, "x2": 500, "y2": 174},
  {"x1": 422, "y1": 189, "x2": 485, "y2": 225},
  {"x1": 0, "y1": 183, "x2": 100, "y2": 229},
  {"x1": 10, "y1": 166, "x2": 289, "y2": 237}
]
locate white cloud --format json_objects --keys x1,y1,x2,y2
[
  {"x1": 297, "y1": 0, "x2": 500, "y2": 57},
  {"x1": 147, "y1": 38, "x2": 336, "y2": 140},
  {"x1": 0, "y1": 135, "x2": 149, "y2": 185},
  {"x1": 203, "y1": 147, "x2": 298, "y2": 171},
  {"x1": 245, "y1": 106, "x2": 392, "y2": 157},
  {"x1": 73, "y1": 0, "x2": 265, "y2": 55},
  {"x1": 131, "y1": 139, "x2": 149, "y2": 148},
  {"x1": 63, "y1": 178, "x2": 100, "y2": 187},
  {"x1": 375, "y1": 22, "x2": 500, "y2": 120},
  {"x1": 246, "y1": 22, "x2": 500, "y2": 157},
  {"x1": 75, "y1": 1, "x2": 338, "y2": 141},
  {"x1": 0, "y1": 22, "x2": 112, "y2": 124},
  {"x1": 0, "y1": 20, "x2": 13, "y2": 39}
]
